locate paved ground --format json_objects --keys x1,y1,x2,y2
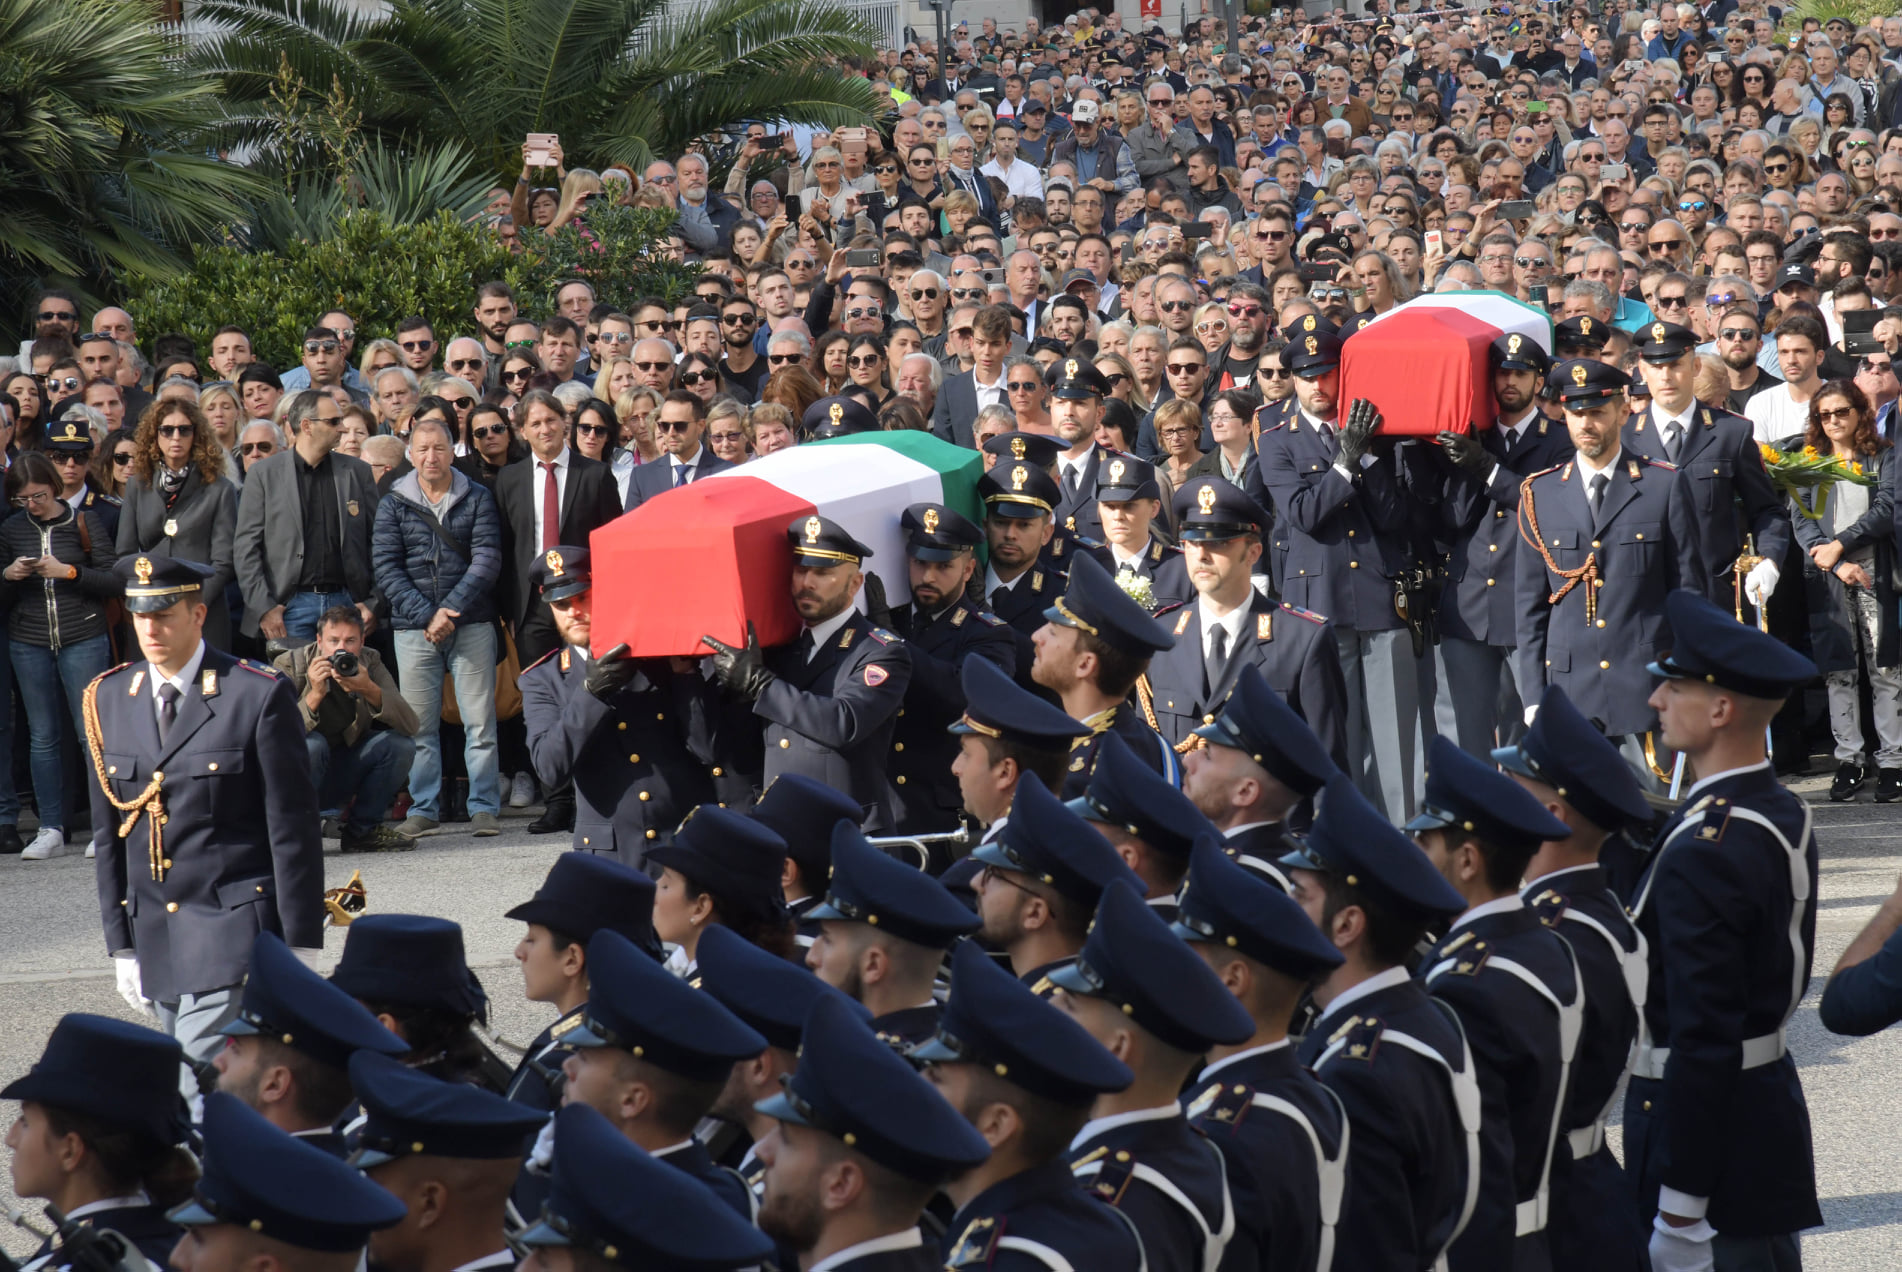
[{"x1": 0, "y1": 788, "x2": 1898, "y2": 1264}]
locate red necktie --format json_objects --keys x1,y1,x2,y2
[{"x1": 540, "y1": 461, "x2": 559, "y2": 550}]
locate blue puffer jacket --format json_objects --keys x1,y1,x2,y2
[{"x1": 372, "y1": 468, "x2": 502, "y2": 630}]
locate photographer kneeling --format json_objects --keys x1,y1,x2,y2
[{"x1": 275, "y1": 604, "x2": 420, "y2": 852}]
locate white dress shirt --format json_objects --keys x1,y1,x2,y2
[
  {"x1": 803, "y1": 607, "x2": 855, "y2": 661},
  {"x1": 974, "y1": 366, "x2": 1009, "y2": 414},
  {"x1": 669, "y1": 442, "x2": 708, "y2": 486},
  {"x1": 149, "y1": 640, "x2": 208, "y2": 726},
  {"x1": 1198, "y1": 595, "x2": 1250, "y2": 658},
  {"x1": 808, "y1": 1229, "x2": 925, "y2": 1272}
]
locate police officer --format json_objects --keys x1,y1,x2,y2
[
  {"x1": 754, "y1": 996, "x2": 992, "y2": 1272},
  {"x1": 694, "y1": 924, "x2": 872, "y2": 1192},
  {"x1": 344, "y1": 1051, "x2": 547, "y2": 1272},
  {"x1": 212, "y1": 932, "x2": 408, "y2": 1155},
  {"x1": 517, "y1": 545, "x2": 720, "y2": 861},
  {"x1": 1068, "y1": 731, "x2": 1219, "y2": 918},
  {"x1": 1624, "y1": 320, "x2": 1789, "y2": 607},
  {"x1": 1281, "y1": 773, "x2": 1479, "y2": 1270},
  {"x1": 1515, "y1": 359, "x2": 1705, "y2": 778},
  {"x1": 1140, "y1": 476, "x2": 1349, "y2": 770},
  {"x1": 167, "y1": 1093, "x2": 405, "y2": 1272},
  {"x1": 501, "y1": 852, "x2": 661, "y2": 1112},
  {"x1": 1430, "y1": 333, "x2": 1572, "y2": 758},
  {"x1": 950, "y1": 654, "x2": 1093, "y2": 849},
  {"x1": 1626, "y1": 590, "x2": 1822, "y2": 1270},
  {"x1": 1, "y1": 1014, "x2": 194, "y2": 1269},
  {"x1": 805, "y1": 394, "x2": 882, "y2": 439},
  {"x1": 1033, "y1": 552, "x2": 1179, "y2": 798},
  {"x1": 1050, "y1": 358, "x2": 1116, "y2": 542},
  {"x1": 87, "y1": 555, "x2": 324, "y2": 1066},
  {"x1": 978, "y1": 456, "x2": 1069, "y2": 676},
  {"x1": 1407, "y1": 735, "x2": 1580, "y2": 1270},
  {"x1": 745, "y1": 774, "x2": 864, "y2": 948},
  {"x1": 1087, "y1": 454, "x2": 1190, "y2": 608},
  {"x1": 1051, "y1": 880, "x2": 1250, "y2": 1272},
  {"x1": 703, "y1": 516, "x2": 912, "y2": 833},
  {"x1": 916, "y1": 941, "x2": 1146, "y2": 1272},
  {"x1": 1552, "y1": 315, "x2": 1612, "y2": 363},
  {"x1": 806, "y1": 822, "x2": 978, "y2": 1047},
  {"x1": 1258, "y1": 329, "x2": 1425, "y2": 823},
  {"x1": 969, "y1": 769, "x2": 1144, "y2": 994},
  {"x1": 328, "y1": 914, "x2": 508, "y2": 1090},
  {"x1": 1174, "y1": 839, "x2": 1350, "y2": 1272},
  {"x1": 1180, "y1": 664, "x2": 1339, "y2": 885},
  {"x1": 517, "y1": 1103, "x2": 775, "y2": 1272},
  {"x1": 984, "y1": 431, "x2": 1098, "y2": 574},
  {"x1": 45, "y1": 415, "x2": 121, "y2": 540},
  {"x1": 1497, "y1": 684, "x2": 1653, "y2": 1272},
  {"x1": 555, "y1": 929, "x2": 766, "y2": 1218},
  {"x1": 881, "y1": 503, "x2": 1017, "y2": 835}
]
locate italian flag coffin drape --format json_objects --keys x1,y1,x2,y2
[
  {"x1": 590, "y1": 432, "x2": 985, "y2": 658},
  {"x1": 1341, "y1": 291, "x2": 1554, "y2": 435}
]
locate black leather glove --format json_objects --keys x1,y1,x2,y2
[
  {"x1": 862, "y1": 570, "x2": 894, "y2": 630},
  {"x1": 584, "y1": 644, "x2": 638, "y2": 700},
  {"x1": 1436, "y1": 430, "x2": 1491, "y2": 477},
  {"x1": 1336, "y1": 398, "x2": 1381, "y2": 469},
  {"x1": 702, "y1": 621, "x2": 776, "y2": 702}
]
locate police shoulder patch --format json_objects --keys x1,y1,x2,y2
[
  {"x1": 1198, "y1": 1081, "x2": 1255, "y2": 1130},
  {"x1": 236, "y1": 659, "x2": 285, "y2": 681},
  {"x1": 1338, "y1": 1015, "x2": 1383, "y2": 1063},
  {"x1": 1445, "y1": 940, "x2": 1493, "y2": 976},
  {"x1": 1528, "y1": 887, "x2": 1569, "y2": 928},
  {"x1": 867, "y1": 627, "x2": 902, "y2": 645},
  {"x1": 1280, "y1": 602, "x2": 1327, "y2": 624},
  {"x1": 947, "y1": 1216, "x2": 1001, "y2": 1269},
  {"x1": 1088, "y1": 1150, "x2": 1139, "y2": 1207},
  {"x1": 951, "y1": 607, "x2": 968, "y2": 627}
]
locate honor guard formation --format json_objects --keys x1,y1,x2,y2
[{"x1": 16, "y1": 7, "x2": 1902, "y2": 1270}]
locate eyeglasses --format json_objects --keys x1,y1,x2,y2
[
  {"x1": 157, "y1": 423, "x2": 195, "y2": 438},
  {"x1": 767, "y1": 352, "x2": 804, "y2": 365},
  {"x1": 35, "y1": 311, "x2": 75, "y2": 323},
  {"x1": 304, "y1": 340, "x2": 340, "y2": 354},
  {"x1": 575, "y1": 420, "x2": 614, "y2": 435},
  {"x1": 446, "y1": 358, "x2": 484, "y2": 372},
  {"x1": 1514, "y1": 256, "x2": 1549, "y2": 268},
  {"x1": 502, "y1": 367, "x2": 534, "y2": 383},
  {"x1": 595, "y1": 331, "x2": 634, "y2": 347},
  {"x1": 472, "y1": 424, "x2": 510, "y2": 440},
  {"x1": 847, "y1": 355, "x2": 882, "y2": 368},
  {"x1": 1166, "y1": 361, "x2": 1206, "y2": 374},
  {"x1": 1195, "y1": 320, "x2": 1228, "y2": 333},
  {"x1": 240, "y1": 441, "x2": 276, "y2": 455},
  {"x1": 1816, "y1": 406, "x2": 1858, "y2": 423},
  {"x1": 10, "y1": 491, "x2": 56, "y2": 507},
  {"x1": 400, "y1": 339, "x2": 433, "y2": 352},
  {"x1": 1655, "y1": 293, "x2": 1689, "y2": 309},
  {"x1": 654, "y1": 418, "x2": 695, "y2": 432}
]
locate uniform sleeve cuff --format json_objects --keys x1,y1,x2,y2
[
  {"x1": 1487, "y1": 464, "x2": 1502, "y2": 486},
  {"x1": 1657, "y1": 1187, "x2": 1709, "y2": 1220},
  {"x1": 1332, "y1": 463, "x2": 1356, "y2": 481}
]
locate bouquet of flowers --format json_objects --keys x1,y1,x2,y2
[
  {"x1": 1758, "y1": 444, "x2": 1874, "y2": 520},
  {"x1": 1114, "y1": 568, "x2": 1156, "y2": 610}
]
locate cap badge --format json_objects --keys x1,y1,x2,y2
[
  {"x1": 805, "y1": 516, "x2": 822, "y2": 543},
  {"x1": 134, "y1": 557, "x2": 153, "y2": 585},
  {"x1": 1508, "y1": 334, "x2": 1521, "y2": 354},
  {"x1": 545, "y1": 549, "x2": 564, "y2": 576},
  {"x1": 829, "y1": 402, "x2": 843, "y2": 424},
  {"x1": 1010, "y1": 436, "x2": 1027, "y2": 459},
  {"x1": 1652, "y1": 322, "x2": 1667, "y2": 341},
  {"x1": 1011, "y1": 464, "x2": 1028, "y2": 492},
  {"x1": 1300, "y1": 315, "x2": 1317, "y2": 332},
  {"x1": 923, "y1": 507, "x2": 940, "y2": 535},
  {"x1": 1306, "y1": 335, "x2": 1318, "y2": 354},
  {"x1": 1580, "y1": 317, "x2": 1593, "y2": 334},
  {"x1": 1197, "y1": 483, "x2": 1217, "y2": 513},
  {"x1": 1065, "y1": 358, "x2": 1079, "y2": 377},
  {"x1": 1109, "y1": 459, "x2": 1125, "y2": 482},
  {"x1": 1572, "y1": 364, "x2": 1589, "y2": 386}
]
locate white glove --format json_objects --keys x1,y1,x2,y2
[
  {"x1": 291, "y1": 946, "x2": 324, "y2": 972},
  {"x1": 1648, "y1": 1216, "x2": 1716, "y2": 1272},
  {"x1": 1744, "y1": 558, "x2": 1780, "y2": 607},
  {"x1": 528, "y1": 1115, "x2": 557, "y2": 1170},
  {"x1": 1525, "y1": 703, "x2": 1540, "y2": 726},
  {"x1": 114, "y1": 956, "x2": 154, "y2": 1017}
]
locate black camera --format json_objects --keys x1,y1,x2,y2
[{"x1": 328, "y1": 650, "x2": 361, "y2": 678}]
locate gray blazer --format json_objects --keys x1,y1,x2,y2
[
  {"x1": 233, "y1": 447, "x2": 381, "y2": 635},
  {"x1": 117, "y1": 465, "x2": 238, "y2": 648}
]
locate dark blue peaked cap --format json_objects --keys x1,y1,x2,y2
[
  {"x1": 1068, "y1": 730, "x2": 1218, "y2": 861},
  {"x1": 219, "y1": 932, "x2": 407, "y2": 1070},
  {"x1": 808, "y1": 821, "x2": 979, "y2": 948},
  {"x1": 565, "y1": 930, "x2": 766, "y2": 1079},
  {"x1": 1192, "y1": 664, "x2": 1339, "y2": 797},
  {"x1": 1173, "y1": 837, "x2": 1344, "y2": 979},
  {"x1": 1493, "y1": 683, "x2": 1652, "y2": 831},
  {"x1": 694, "y1": 924, "x2": 870, "y2": 1053},
  {"x1": 345, "y1": 1050, "x2": 546, "y2": 1167},
  {"x1": 1406, "y1": 734, "x2": 1573, "y2": 854},
  {"x1": 1279, "y1": 774, "x2": 1466, "y2": 921},
  {"x1": 1, "y1": 1014, "x2": 186, "y2": 1147},
  {"x1": 970, "y1": 770, "x2": 1143, "y2": 905}
]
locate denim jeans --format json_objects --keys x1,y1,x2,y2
[
  {"x1": 394, "y1": 624, "x2": 499, "y2": 819},
  {"x1": 306, "y1": 730, "x2": 417, "y2": 834},
  {"x1": 281, "y1": 590, "x2": 356, "y2": 643},
  {"x1": 11, "y1": 634, "x2": 112, "y2": 831},
  {"x1": 0, "y1": 625, "x2": 21, "y2": 827}
]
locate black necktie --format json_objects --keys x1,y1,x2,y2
[
  {"x1": 1204, "y1": 625, "x2": 1230, "y2": 696},
  {"x1": 797, "y1": 629, "x2": 816, "y2": 662},
  {"x1": 1663, "y1": 421, "x2": 1682, "y2": 463},
  {"x1": 1062, "y1": 465, "x2": 1080, "y2": 498},
  {"x1": 157, "y1": 683, "x2": 180, "y2": 745},
  {"x1": 1589, "y1": 472, "x2": 1609, "y2": 519}
]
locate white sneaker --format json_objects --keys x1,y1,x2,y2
[
  {"x1": 21, "y1": 828, "x2": 65, "y2": 860},
  {"x1": 509, "y1": 772, "x2": 537, "y2": 809}
]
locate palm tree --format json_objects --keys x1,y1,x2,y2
[
  {"x1": 192, "y1": 0, "x2": 891, "y2": 180},
  {"x1": 0, "y1": 0, "x2": 257, "y2": 313}
]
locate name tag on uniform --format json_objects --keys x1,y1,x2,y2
[{"x1": 163, "y1": 519, "x2": 178, "y2": 537}]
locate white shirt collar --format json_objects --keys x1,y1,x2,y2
[
  {"x1": 808, "y1": 1229, "x2": 925, "y2": 1272},
  {"x1": 63, "y1": 1195, "x2": 150, "y2": 1222},
  {"x1": 1522, "y1": 862, "x2": 1599, "y2": 894},
  {"x1": 1110, "y1": 541, "x2": 1148, "y2": 568},
  {"x1": 1315, "y1": 963, "x2": 1411, "y2": 1025},
  {"x1": 1224, "y1": 820, "x2": 1276, "y2": 837},
  {"x1": 1501, "y1": 406, "x2": 1538, "y2": 439},
  {"x1": 1197, "y1": 595, "x2": 1251, "y2": 654},
  {"x1": 150, "y1": 640, "x2": 209, "y2": 704},
  {"x1": 671, "y1": 443, "x2": 705, "y2": 469},
  {"x1": 1656, "y1": 399, "x2": 1698, "y2": 434},
  {"x1": 537, "y1": 446, "x2": 571, "y2": 470},
  {"x1": 1682, "y1": 758, "x2": 1772, "y2": 801},
  {"x1": 448, "y1": 1254, "x2": 515, "y2": 1272},
  {"x1": 650, "y1": 1139, "x2": 697, "y2": 1160},
  {"x1": 1447, "y1": 892, "x2": 1525, "y2": 934},
  {"x1": 1069, "y1": 1102, "x2": 1183, "y2": 1150},
  {"x1": 804, "y1": 607, "x2": 856, "y2": 658},
  {"x1": 1574, "y1": 444, "x2": 1623, "y2": 479},
  {"x1": 1199, "y1": 1039, "x2": 1290, "y2": 1080}
]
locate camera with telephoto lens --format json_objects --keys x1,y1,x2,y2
[{"x1": 327, "y1": 649, "x2": 360, "y2": 679}]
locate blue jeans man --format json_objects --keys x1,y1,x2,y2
[
  {"x1": 393, "y1": 623, "x2": 501, "y2": 832},
  {"x1": 307, "y1": 729, "x2": 416, "y2": 842}
]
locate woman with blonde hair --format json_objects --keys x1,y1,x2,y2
[
  {"x1": 1153, "y1": 397, "x2": 1206, "y2": 489},
  {"x1": 614, "y1": 385, "x2": 664, "y2": 465},
  {"x1": 197, "y1": 379, "x2": 245, "y2": 466},
  {"x1": 547, "y1": 168, "x2": 603, "y2": 232},
  {"x1": 748, "y1": 402, "x2": 798, "y2": 456},
  {"x1": 359, "y1": 338, "x2": 402, "y2": 383},
  {"x1": 117, "y1": 398, "x2": 237, "y2": 647}
]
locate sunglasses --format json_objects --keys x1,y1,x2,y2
[
  {"x1": 240, "y1": 441, "x2": 276, "y2": 454},
  {"x1": 157, "y1": 423, "x2": 196, "y2": 438},
  {"x1": 722, "y1": 312, "x2": 757, "y2": 325},
  {"x1": 400, "y1": 339, "x2": 433, "y2": 351},
  {"x1": 1006, "y1": 379, "x2": 1042, "y2": 391},
  {"x1": 596, "y1": 331, "x2": 634, "y2": 346},
  {"x1": 575, "y1": 420, "x2": 614, "y2": 435},
  {"x1": 1259, "y1": 365, "x2": 1292, "y2": 379},
  {"x1": 1655, "y1": 294, "x2": 1689, "y2": 308},
  {"x1": 847, "y1": 355, "x2": 882, "y2": 368},
  {"x1": 1195, "y1": 320, "x2": 1228, "y2": 333},
  {"x1": 1861, "y1": 357, "x2": 1896, "y2": 374},
  {"x1": 503, "y1": 368, "x2": 534, "y2": 382},
  {"x1": 1763, "y1": 162, "x2": 1789, "y2": 174},
  {"x1": 304, "y1": 340, "x2": 340, "y2": 354},
  {"x1": 1678, "y1": 198, "x2": 1708, "y2": 212},
  {"x1": 654, "y1": 418, "x2": 695, "y2": 432},
  {"x1": 951, "y1": 288, "x2": 987, "y2": 302},
  {"x1": 1648, "y1": 239, "x2": 1686, "y2": 252},
  {"x1": 910, "y1": 288, "x2": 941, "y2": 300},
  {"x1": 50, "y1": 452, "x2": 86, "y2": 465},
  {"x1": 472, "y1": 424, "x2": 510, "y2": 440},
  {"x1": 446, "y1": 358, "x2": 484, "y2": 372},
  {"x1": 1514, "y1": 256, "x2": 1549, "y2": 268},
  {"x1": 680, "y1": 370, "x2": 718, "y2": 387},
  {"x1": 36, "y1": 311, "x2": 75, "y2": 323},
  {"x1": 1101, "y1": 371, "x2": 1129, "y2": 386},
  {"x1": 112, "y1": 452, "x2": 133, "y2": 465},
  {"x1": 43, "y1": 377, "x2": 81, "y2": 393},
  {"x1": 1158, "y1": 300, "x2": 1195, "y2": 313},
  {"x1": 1167, "y1": 362, "x2": 1206, "y2": 374},
  {"x1": 634, "y1": 361, "x2": 672, "y2": 372}
]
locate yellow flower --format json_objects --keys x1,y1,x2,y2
[
  {"x1": 1759, "y1": 443, "x2": 1781, "y2": 464},
  {"x1": 1852, "y1": 461, "x2": 1865, "y2": 476},
  {"x1": 1802, "y1": 445, "x2": 1820, "y2": 458}
]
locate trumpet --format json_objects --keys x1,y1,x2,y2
[
  {"x1": 324, "y1": 869, "x2": 367, "y2": 927},
  {"x1": 868, "y1": 825, "x2": 977, "y2": 872}
]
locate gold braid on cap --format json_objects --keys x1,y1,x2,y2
[{"x1": 83, "y1": 675, "x2": 169, "y2": 881}]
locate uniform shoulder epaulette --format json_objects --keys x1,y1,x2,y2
[
  {"x1": 1074, "y1": 532, "x2": 1104, "y2": 549},
  {"x1": 1328, "y1": 1013, "x2": 1383, "y2": 1062},
  {"x1": 1526, "y1": 461, "x2": 1565, "y2": 481},
  {"x1": 1527, "y1": 886, "x2": 1570, "y2": 928},
  {"x1": 1443, "y1": 937, "x2": 1493, "y2": 976},
  {"x1": 1643, "y1": 456, "x2": 1678, "y2": 471},
  {"x1": 1280, "y1": 602, "x2": 1327, "y2": 624},
  {"x1": 1086, "y1": 1149, "x2": 1139, "y2": 1207},
  {"x1": 1154, "y1": 601, "x2": 1187, "y2": 618},
  {"x1": 972, "y1": 610, "x2": 1005, "y2": 626},
  {"x1": 522, "y1": 647, "x2": 561, "y2": 674},
  {"x1": 1030, "y1": 570, "x2": 1047, "y2": 593},
  {"x1": 867, "y1": 627, "x2": 902, "y2": 645},
  {"x1": 236, "y1": 659, "x2": 284, "y2": 681},
  {"x1": 88, "y1": 661, "x2": 134, "y2": 691},
  {"x1": 946, "y1": 1216, "x2": 1001, "y2": 1269},
  {"x1": 1263, "y1": 418, "x2": 1292, "y2": 434},
  {"x1": 1695, "y1": 799, "x2": 1733, "y2": 843},
  {"x1": 1187, "y1": 1079, "x2": 1255, "y2": 1130}
]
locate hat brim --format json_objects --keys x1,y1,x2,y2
[
  {"x1": 908, "y1": 1036, "x2": 959, "y2": 1064},
  {"x1": 167, "y1": 1199, "x2": 217, "y2": 1229},
  {"x1": 516, "y1": 1220, "x2": 570, "y2": 1249},
  {"x1": 1491, "y1": 744, "x2": 1540, "y2": 783},
  {"x1": 1178, "y1": 524, "x2": 1255, "y2": 541},
  {"x1": 803, "y1": 899, "x2": 849, "y2": 922},
  {"x1": 1291, "y1": 362, "x2": 1340, "y2": 379},
  {"x1": 539, "y1": 579, "x2": 591, "y2": 603},
  {"x1": 754, "y1": 1090, "x2": 808, "y2": 1126},
  {"x1": 1045, "y1": 960, "x2": 1095, "y2": 994},
  {"x1": 1402, "y1": 807, "x2": 1458, "y2": 834},
  {"x1": 559, "y1": 1018, "x2": 616, "y2": 1048},
  {"x1": 1278, "y1": 841, "x2": 1329, "y2": 874},
  {"x1": 985, "y1": 500, "x2": 1049, "y2": 519},
  {"x1": 218, "y1": 1016, "x2": 262, "y2": 1040},
  {"x1": 122, "y1": 591, "x2": 205, "y2": 614},
  {"x1": 908, "y1": 544, "x2": 961, "y2": 563},
  {"x1": 789, "y1": 551, "x2": 862, "y2": 568},
  {"x1": 346, "y1": 1146, "x2": 399, "y2": 1170}
]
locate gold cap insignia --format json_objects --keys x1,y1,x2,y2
[
  {"x1": 1109, "y1": 459, "x2": 1125, "y2": 482},
  {"x1": 1508, "y1": 333, "x2": 1522, "y2": 354},
  {"x1": 1065, "y1": 358, "x2": 1079, "y2": 377},
  {"x1": 1197, "y1": 483, "x2": 1217, "y2": 513},
  {"x1": 134, "y1": 557, "x2": 153, "y2": 585},
  {"x1": 1652, "y1": 322, "x2": 1667, "y2": 342},
  {"x1": 1306, "y1": 335, "x2": 1318, "y2": 354},
  {"x1": 923, "y1": 507, "x2": 939, "y2": 535},
  {"x1": 804, "y1": 516, "x2": 822, "y2": 543},
  {"x1": 829, "y1": 402, "x2": 843, "y2": 423},
  {"x1": 1010, "y1": 436, "x2": 1027, "y2": 459},
  {"x1": 1011, "y1": 464, "x2": 1028, "y2": 492},
  {"x1": 1572, "y1": 364, "x2": 1589, "y2": 386},
  {"x1": 1300, "y1": 315, "x2": 1317, "y2": 332},
  {"x1": 545, "y1": 549, "x2": 564, "y2": 576},
  {"x1": 1579, "y1": 317, "x2": 1593, "y2": 334}
]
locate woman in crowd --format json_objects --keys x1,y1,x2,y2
[
  {"x1": 1791, "y1": 381, "x2": 1900, "y2": 803},
  {"x1": 3, "y1": 372, "x2": 44, "y2": 451},
  {"x1": 675, "y1": 352, "x2": 725, "y2": 408},
  {"x1": 1153, "y1": 398, "x2": 1207, "y2": 490},
  {"x1": 117, "y1": 399, "x2": 237, "y2": 649},
  {"x1": 198, "y1": 380, "x2": 245, "y2": 465},
  {"x1": 844, "y1": 334, "x2": 892, "y2": 407},
  {"x1": 647, "y1": 819, "x2": 798, "y2": 979},
  {"x1": 1193, "y1": 302, "x2": 1231, "y2": 355},
  {"x1": 494, "y1": 348, "x2": 543, "y2": 410},
  {"x1": 0, "y1": 452, "x2": 118, "y2": 860},
  {"x1": 613, "y1": 385, "x2": 663, "y2": 466},
  {"x1": 570, "y1": 398, "x2": 621, "y2": 466},
  {"x1": 706, "y1": 398, "x2": 751, "y2": 465},
  {"x1": 811, "y1": 330, "x2": 851, "y2": 394},
  {"x1": 456, "y1": 402, "x2": 527, "y2": 490},
  {"x1": 95, "y1": 429, "x2": 135, "y2": 502},
  {"x1": 749, "y1": 402, "x2": 798, "y2": 457},
  {"x1": 359, "y1": 339, "x2": 403, "y2": 384},
  {"x1": 760, "y1": 365, "x2": 825, "y2": 424},
  {"x1": 335, "y1": 404, "x2": 373, "y2": 460}
]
